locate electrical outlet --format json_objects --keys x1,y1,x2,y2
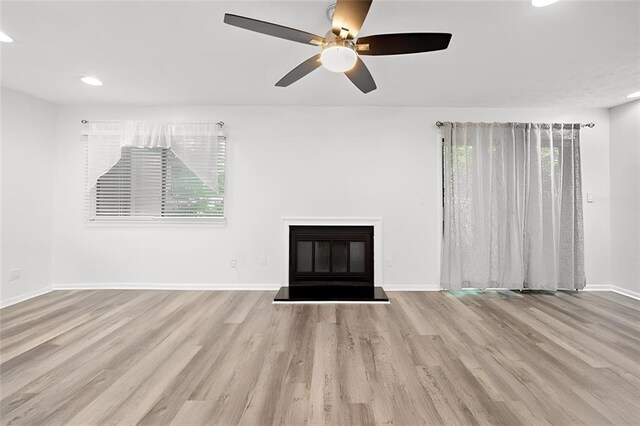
[
  {"x1": 259, "y1": 256, "x2": 266, "y2": 266},
  {"x1": 9, "y1": 268, "x2": 21, "y2": 281},
  {"x1": 231, "y1": 258, "x2": 237, "y2": 269}
]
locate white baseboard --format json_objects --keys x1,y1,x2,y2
[
  {"x1": 584, "y1": 284, "x2": 613, "y2": 291},
  {"x1": 382, "y1": 283, "x2": 640, "y2": 300},
  {"x1": 0, "y1": 286, "x2": 53, "y2": 309},
  {"x1": 52, "y1": 283, "x2": 442, "y2": 292},
  {"x1": 584, "y1": 284, "x2": 640, "y2": 301},
  {"x1": 52, "y1": 283, "x2": 281, "y2": 291},
  {"x1": 5, "y1": 284, "x2": 634, "y2": 307},
  {"x1": 383, "y1": 284, "x2": 441, "y2": 291}
]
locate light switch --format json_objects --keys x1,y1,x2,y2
[
  {"x1": 259, "y1": 256, "x2": 266, "y2": 266},
  {"x1": 586, "y1": 192, "x2": 594, "y2": 203}
]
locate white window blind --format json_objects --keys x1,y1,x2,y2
[{"x1": 86, "y1": 122, "x2": 226, "y2": 221}]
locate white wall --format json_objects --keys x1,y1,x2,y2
[
  {"x1": 609, "y1": 100, "x2": 639, "y2": 296},
  {"x1": 51, "y1": 105, "x2": 611, "y2": 290},
  {"x1": 1, "y1": 88, "x2": 56, "y2": 305}
]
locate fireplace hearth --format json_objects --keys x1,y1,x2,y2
[{"x1": 274, "y1": 225, "x2": 389, "y2": 303}]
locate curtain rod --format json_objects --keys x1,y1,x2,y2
[
  {"x1": 81, "y1": 119, "x2": 225, "y2": 127},
  {"x1": 435, "y1": 121, "x2": 595, "y2": 128}
]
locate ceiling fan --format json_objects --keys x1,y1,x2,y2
[{"x1": 223, "y1": 0, "x2": 452, "y2": 94}]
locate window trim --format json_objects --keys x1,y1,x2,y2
[{"x1": 85, "y1": 216, "x2": 227, "y2": 228}]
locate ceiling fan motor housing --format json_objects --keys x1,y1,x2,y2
[{"x1": 326, "y1": 3, "x2": 336, "y2": 22}]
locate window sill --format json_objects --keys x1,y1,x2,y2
[{"x1": 86, "y1": 217, "x2": 227, "y2": 228}]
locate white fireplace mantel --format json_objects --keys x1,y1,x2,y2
[{"x1": 281, "y1": 217, "x2": 383, "y2": 287}]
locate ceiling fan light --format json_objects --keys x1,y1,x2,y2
[
  {"x1": 532, "y1": 0, "x2": 559, "y2": 7},
  {"x1": 320, "y1": 43, "x2": 357, "y2": 73}
]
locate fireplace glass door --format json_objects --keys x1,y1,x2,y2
[{"x1": 289, "y1": 226, "x2": 373, "y2": 287}]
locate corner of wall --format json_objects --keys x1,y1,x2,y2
[
  {"x1": 608, "y1": 99, "x2": 640, "y2": 295},
  {"x1": 1, "y1": 88, "x2": 58, "y2": 307}
]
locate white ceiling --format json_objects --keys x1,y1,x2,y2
[{"x1": 1, "y1": 1, "x2": 638, "y2": 107}]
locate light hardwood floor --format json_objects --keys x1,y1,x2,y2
[{"x1": 1, "y1": 290, "x2": 639, "y2": 425}]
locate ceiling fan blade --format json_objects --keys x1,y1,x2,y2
[
  {"x1": 275, "y1": 54, "x2": 322, "y2": 87},
  {"x1": 332, "y1": 0, "x2": 373, "y2": 39},
  {"x1": 345, "y1": 57, "x2": 376, "y2": 94},
  {"x1": 356, "y1": 33, "x2": 452, "y2": 55},
  {"x1": 224, "y1": 14, "x2": 325, "y2": 46}
]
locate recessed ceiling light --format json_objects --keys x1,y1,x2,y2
[
  {"x1": 80, "y1": 76, "x2": 103, "y2": 86},
  {"x1": 532, "y1": 0, "x2": 559, "y2": 7},
  {"x1": 627, "y1": 91, "x2": 640, "y2": 99},
  {"x1": 0, "y1": 31, "x2": 14, "y2": 43}
]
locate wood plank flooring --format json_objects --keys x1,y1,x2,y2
[{"x1": 1, "y1": 290, "x2": 639, "y2": 425}]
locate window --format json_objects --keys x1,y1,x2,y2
[{"x1": 86, "y1": 122, "x2": 226, "y2": 222}]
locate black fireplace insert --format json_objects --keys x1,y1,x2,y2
[
  {"x1": 289, "y1": 225, "x2": 373, "y2": 287},
  {"x1": 274, "y1": 225, "x2": 388, "y2": 302}
]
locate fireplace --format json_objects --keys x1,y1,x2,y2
[{"x1": 274, "y1": 225, "x2": 389, "y2": 303}]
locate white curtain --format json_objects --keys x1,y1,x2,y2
[
  {"x1": 87, "y1": 121, "x2": 220, "y2": 192},
  {"x1": 441, "y1": 122, "x2": 585, "y2": 291}
]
